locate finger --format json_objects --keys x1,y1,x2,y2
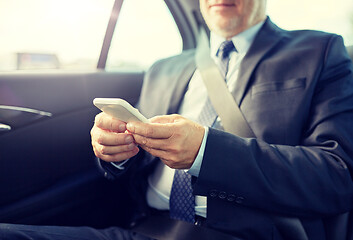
[
  {"x1": 149, "y1": 115, "x2": 176, "y2": 124},
  {"x1": 139, "y1": 146, "x2": 184, "y2": 169},
  {"x1": 95, "y1": 112, "x2": 127, "y2": 133},
  {"x1": 140, "y1": 145, "x2": 169, "y2": 159},
  {"x1": 133, "y1": 134, "x2": 169, "y2": 150},
  {"x1": 160, "y1": 158, "x2": 185, "y2": 169},
  {"x1": 98, "y1": 143, "x2": 137, "y2": 155},
  {"x1": 94, "y1": 144, "x2": 139, "y2": 162},
  {"x1": 92, "y1": 126, "x2": 135, "y2": 146},
  {"x1": 126, "y1": 121, "x2": 173, "y2": 139}
]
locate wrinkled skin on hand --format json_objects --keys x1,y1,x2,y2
[{"x1": 127, "y1": 114, "x2": 205, "y2": 169}]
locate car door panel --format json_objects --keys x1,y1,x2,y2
[
  {"x1": 0, "y1": 0, "x2": 198, "y2": 228},
  {"x1": 0, "y1": 72, "x2": 143, "y2": 115},
  {"x1": 0, "y1": 71, "x2": 143, "y2": 226},
  {"x1": 0, "y1": 105, "x2": 52, "y2": 130}
]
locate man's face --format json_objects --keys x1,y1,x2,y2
[{"x1": 200, "y1": 0, "x2": 267, "y2": 39}]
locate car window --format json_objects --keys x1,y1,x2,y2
[
  {"x1": 1, "y1": 0, "x2": 351, "y2": 73},
  {"x1": 267, "y1": 0, "x2": 353, "y2": 46},
  {"x1": 105, "y1": 0, "x2": 183, "y2": 71},
  {"x1": 0, "y1": 0, "x2": 114, "y2": 72}
]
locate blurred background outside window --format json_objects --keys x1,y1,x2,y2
[
  {"x1": 0, "y1": 0, "x2": 352, "y2": 72},
  {"x1": 0, "y1": 0, "x2": 114, "y2": 71}
]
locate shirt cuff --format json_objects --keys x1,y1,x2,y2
[
  {"x1": 111, "y1": 159, "x2": 130, "y2": 170},
  {"x1": 188, "y1": 126, "x2": 208, "y2": 177}
]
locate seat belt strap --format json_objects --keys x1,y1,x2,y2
[{"x1": 195, "y1": 28, "x2": 255, "y2": 138}]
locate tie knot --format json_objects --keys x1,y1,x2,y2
[{"x1": 218, "y1": 40, "x2": 235, "y2": 60}]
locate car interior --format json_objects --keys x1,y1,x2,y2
[
  {"x1": 0, "y1": 0, "x2": 201, "y2": 228},
  {"x1": 0, "y1": 0, "x2": 352, "y2": 230}
]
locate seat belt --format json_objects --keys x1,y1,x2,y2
[{"x1": 195, "y1": 27, "x2": 255, "y2": 138}]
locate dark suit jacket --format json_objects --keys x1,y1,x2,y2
[{"x1": 99, "y1": 18, "x2": 353, "y2": 240}]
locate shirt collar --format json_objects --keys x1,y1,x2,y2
[{"x1": 210, "y1": 20, "x2": 265, "y2": 58}]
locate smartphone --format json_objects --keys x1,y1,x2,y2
[{"x1": 93, "y1": 98, "x2": 149, "y2": 123}]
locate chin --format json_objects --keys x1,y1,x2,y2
[{"x1": 211, "y1": 18, "x2": 241, "y2": 37}]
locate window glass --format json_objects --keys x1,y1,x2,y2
[
  {"x1": 105, "y1": 0, "x2": 183, "y2": 71},
  {"x1": 267, "y1": 0, "x2": 353, "y2": 46},
  {"x1": 0, "y1": 0, "x2": 114, "y2": 71}
]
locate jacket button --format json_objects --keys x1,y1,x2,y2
[
  {"x1": 210, "y1": 189, "x2": 218, "y2": 198},
  {"x1": 227, "y1": 194, "x2": 236, "y2": 202},
  {"x1": 218, "y1": 191, "x2": 227, "y2": 199},
  {"x1": 236, "y1": 197, "x2": 244, "y2": 204}
]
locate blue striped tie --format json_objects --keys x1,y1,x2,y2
[
  {"x1": 217, "y1": 40, "x2": 236, "y2": 79},
  {"x1": 169, "y1": 41, "x2": 235, "y2": 223}
]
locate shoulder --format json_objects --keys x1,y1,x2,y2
[
  {"x1": 263, "y1": 19, "x2": 348, "y2": 65},
  {"x1": 139, "y1": 49, "x2": 197, "y2": 117},
  {"x1": 277, "y1": 26, "x2": 342, "y2": 51},
  {"x1": 146, "y1": 49, "x2": 196, "y2": 76},
  {"x1": 284, "y1": 29, "x2": 348, "y2": 64},
  {"x1": 286, "y1": 29, "x2": 342, "y2": 47},
  {"x1": 267, "y1": 17, "x2": 337, "y2": 39},
  {"x1": 142, "y1": 48, "x2": 196, "y2": 95},
  {"x1": 266, "y1": 18, "x2": 342, "y2": 49}
]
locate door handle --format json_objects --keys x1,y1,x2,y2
[
  {"x1": 0, "y1": 105, "x2": 52, "y2": 130},
  {"x1": 0, "y1": 105, "x2": 52, "y2": 117},
  {"x1": 0, "y1": 123, "x2": 11, "y2": 132}
]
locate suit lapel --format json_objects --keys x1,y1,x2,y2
[{"x1": 233, "y1": 18, "x2": 284, "y2": 105}]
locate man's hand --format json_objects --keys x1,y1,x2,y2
[
  {"x1": 91, "y1": 112, "x2": 139, "y2": 162},
  {"x1": 126, "y1": 114, "x2": 205, "y2": 169}
]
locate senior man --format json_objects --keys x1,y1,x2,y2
[{"x1": 2, "y1": 0, "x2": 353, "y2": 239}]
